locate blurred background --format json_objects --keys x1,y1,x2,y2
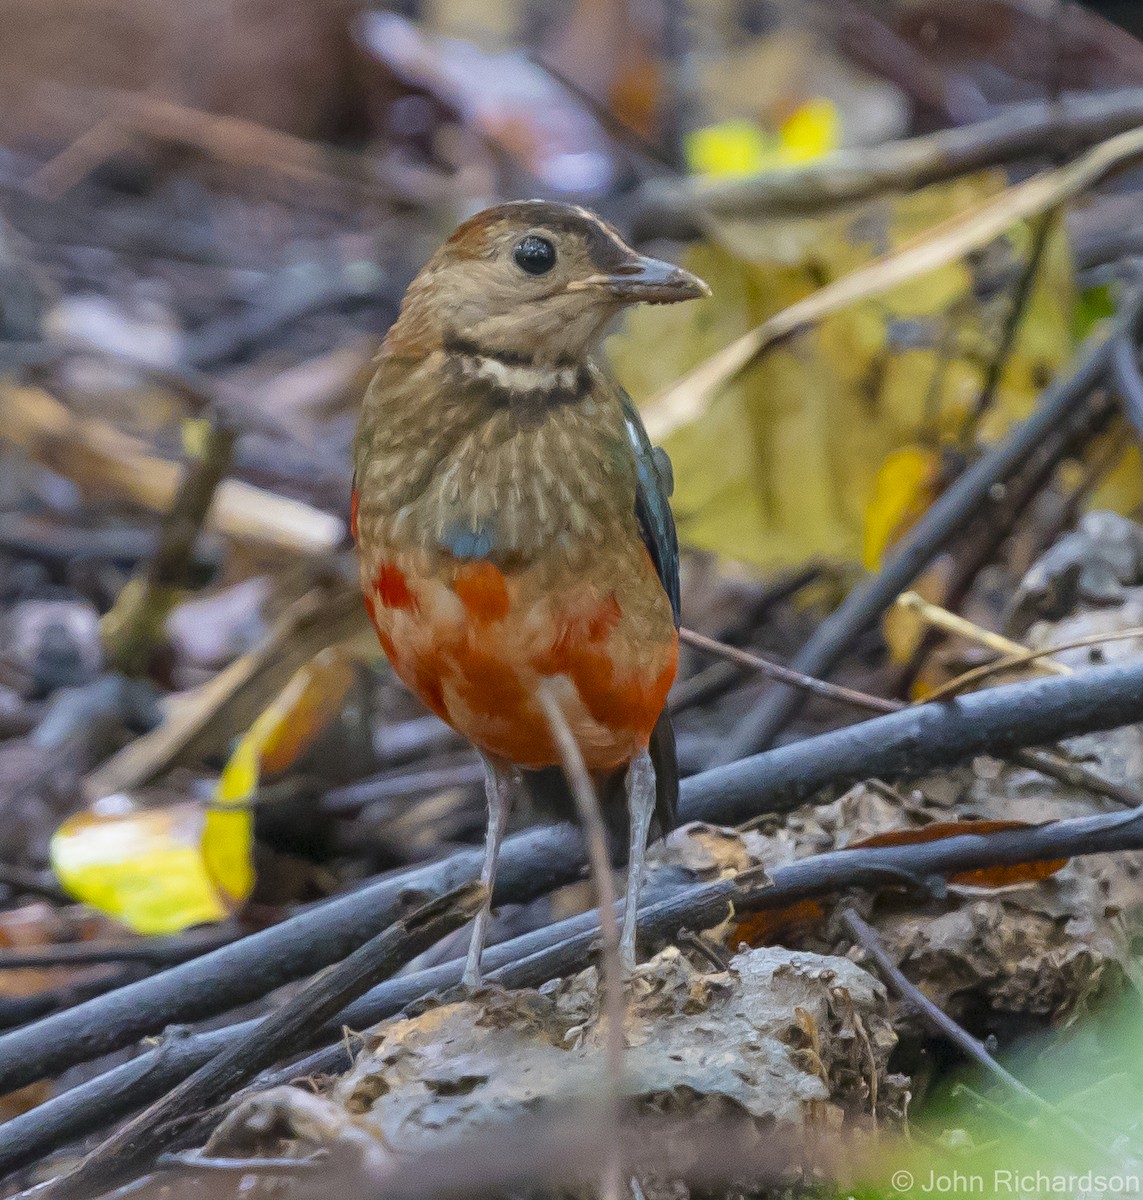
[{"x1": 6, "y1": 0, "x2": 1143, "y2": 1192}]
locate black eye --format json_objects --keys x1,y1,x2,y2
[{"x1": 513, "y1": 235, "x2": 556, "y2": 275}]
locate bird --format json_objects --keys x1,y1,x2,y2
[{"x1": 351, "y1": 200, "x2": 709, "y2": 987}]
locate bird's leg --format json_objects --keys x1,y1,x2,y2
[
  {"x1": 620, "y1": 749, "x2": 656, "y2": 974},
  {"x1": 461, "y1": 757, "x2": 516, "y2": 990}
]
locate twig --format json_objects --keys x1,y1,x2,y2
[
  {"x1": 1007, "y1": 747, "x2": 1141, "y2": 809},
  {"x1": 895, "y1": 591, "x2": 1070, "y2": 675},
  {"x1": 3, "y1": 387, "x2": 344, "y2": 556},
  {"x1": 4, "y1": 661, "x2": 1143, "y2": 1105},
  {"x1": 529, "y1": 55, "x2": 676, "y2": 172},
  {"x1": 636, "y1": 86, "x2": 1143, "y2": 227},
  {"x1": 184, "y1": 267, "x2": 387, "y2": 371},
  {"x1": 1111, "y1": 322, "x2": 1143, "y2": 442},
  {"x1": 537, "y1": 686, "x2": 624, "y2": 1200},
  {"x1": 156, "y1": 1151, "x2": 327, "y2": 1174},
  {"x1": 676, "y1": 929, "x2": 732, "y2": 972},
  {"x1": 101, "y1": 416, "x2": 237, "y2": 676},
  {"x1": 840, "y1": 908, "x2": 1103, "y2": 1153},
  {"x1": 28, "y1": 885, "x2": 485, "y2": 1200},
  {"x1": 926, "y1": 626, "x2": 1143, "y2": 702},
  {"x1": 841, "y1": 909, "x2": 1037, "y2": 1096},
  {"x1": 0, "y1": 865, "x2": 73, "y2": 906},
  {"x1": 321, "y1": 761, "x2": 483, "y2": 814},
  {"x1": 0, "y1": 969, "x2": 138, "y2": 1032},
  {"x1": 894, "y1": 387, "x2": 1117, "y2": 694},
  {"x1": 27, "y1": 87, "x2": 399, "y2": 205},
  {"x1": 86, "y1": 584, "x2": 364, "y2": 800},
  {"x1": 679, "y1": 628, "x2": 898, "y2": 715},
  {"x1": 684, "y1": 626, "x2": 1143, "y2": 807},
  {"x1": 0, "y1": 930, "x2": 237, "y2": 971},
  {"x1": 962, "y1": 209, "x2": 1058, "y2": 438},
  {"x1": 714, "y1": 290, "x2": 1143, "y2": 762},
  {"x1": 25, "y1": 113, "x2": 131, "y2": 200},
  {"x1": 642, "y1": 133, "x2": 1143, "y2": 445},
  {"x1": 8, "y1": 802, "x2": 1143, "y2": 1180}
]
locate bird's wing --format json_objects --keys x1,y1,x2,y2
[
  {"x1": 620, "y1": 389, "x2": 680, "y2": 833},
  {"x1": 621, "y1": 392, "x2": 681, "y2": 626}
]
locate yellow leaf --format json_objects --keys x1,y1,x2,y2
[
  {"x1": 684, "y1": 100, "x2": 840, "y2": 181},
  {"x1": 206, "y1": 646, "x2": 356, "y2": 907},
  {"x1": 201, "y1": 799, "x2": 255, "y2": 913},
  {"x1": 608, "y1": 172, "x2": 1077, "y2": 570},
  {"x1": 686, "y1": 120, "x2": 774, "y2": 179},
  {"x1": 51, "y1": 803, "x2": 233, "y2": 935},
  {"x1": 778, "y1": 99, "x2": 839, "y2": 164},
  {"x1": 180, "y1": 417, "x2": 212, "y2": 459},
  {"x1": 863, "y1": 446, "x2": 941, "y2": 570},
  {"x1": 216, "y1": 646, "x2": 356, "y2": 804},
  {"x1": 50, "y1": 637, "x2": 362, "y2": 933}
]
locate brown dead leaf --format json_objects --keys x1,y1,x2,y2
[
  {"x1": 732, "y1": 899, "x2": 828, "y2": 952},
  {"x1": 732, "y1": 820, "x2": 1067, "y2": 949},
  {"x1": 849, "y1": 820, "x2": 1068, "y2": 887}
]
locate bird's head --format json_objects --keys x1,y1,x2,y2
[{"x1": 388, "y1": 200, "x2": 710, "y2": 364}]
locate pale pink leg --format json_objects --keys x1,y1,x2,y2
[
  {"x1": 620, "y1": 749, "x2": 655, "y2": 973},
  {"x1": 461, "y1": 757, "x2": 516, "y2": 989}
]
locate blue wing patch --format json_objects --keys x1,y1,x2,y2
[{"x1": 439, "y1": 522, "x2": 499, "y2": 561}]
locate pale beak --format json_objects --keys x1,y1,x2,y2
[{"x1": 572, "y1": 256, "x2": 711, "y2": 304}]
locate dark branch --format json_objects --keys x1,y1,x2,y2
[
  {"x1": 25, "y1": 885, "x2": 484, "y2": 1200},
  {"x1": 7, "y1": 800, "x2": 1143, "y2": 1179},
  {"x1": 5, "y1": 659, "x2": 1143, "y2": 1091},
  {"x1": 713, "y1": 288, "x2": 1142, "y2": 763},
  {"x1": 4, "y1": 659, "x2": 1143, "y2": 1151}
]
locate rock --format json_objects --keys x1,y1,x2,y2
[
  {"x1": 332, "y1": 946, "x2": 904, "y2": 1152},
  {"x1": 1008, "y1": 510, "x2": 1143, "y2": 634},
  {"x1": 5, "y1": 598, "x2": 102, "y2": 696},
  {"x1": 205, "y1": 947, "x2": 903, "y2": 1196}
]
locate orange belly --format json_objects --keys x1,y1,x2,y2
[{"x1": 361, "y1": 553, "x2": 676, "y2": 770}]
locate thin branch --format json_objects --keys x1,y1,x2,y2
[
  {"x1": 926, "y1": 625, "x2": 1143, "y2": 702},
  {"x1": 27, "y1": 87, "x2": 402, "y2": 205},
  {"x1": 683, "y1": 626, "x2": 1143, "y2": 807},
  {"x1": 895, "y1": 591, "x2": 1070, "y2": 675},
  {"x1": 676, "y1": 929, "x2": 732, "y2": 972},
  {"x1": 0, "y1": 930, "x2": 237, "y2": 971},
  {"x1": 636, "y1": 86, "x2": 1143, "y2": 227},
  {"x1": 528, "y1": 55, "x2": 676, "y2": 172},
  {"x1": 156, "y1": 1151, "x2": 327, "y2": 1174},
  {"x1": 841, "y1": 909, "x2": 1038, "y2": 1096},
  {"x1": 5, "y1": 660, "x2": 1143, "y2": 1111},
  {"x1": 27, "y1": 885, "x2": 485, "y2": 1200},
  {"x1": 321, "y1": 761, "x2": 483, "y2": 815},
  {"x1": 715, "y1": 289, "x2": 1143, "y2": 761},
  {"x1": 8, "y1": 803, "x2": 1143, "y2": 1180},
  {"x1": 1111, "y1": 324, "x2": 1143, "y2": 442},
  {"x1": 679, "y1": 628, "x2": 898, "y2": 715},
  {"x1": 893, "y1": 387, "x2": 1117, "y2": 694},
  {"x1": 962, "y1": 209, "x2": 1058, "y2": 438},
  {"x1": 840, "y1": 908, "x2": 1103, "y2": 1154},
  {"x1": 537, "y1": 685, "x2": 624, "y2": 1200},
  {"x1": 102, "y1": 415, "x2": 237, "y2": 676}
]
